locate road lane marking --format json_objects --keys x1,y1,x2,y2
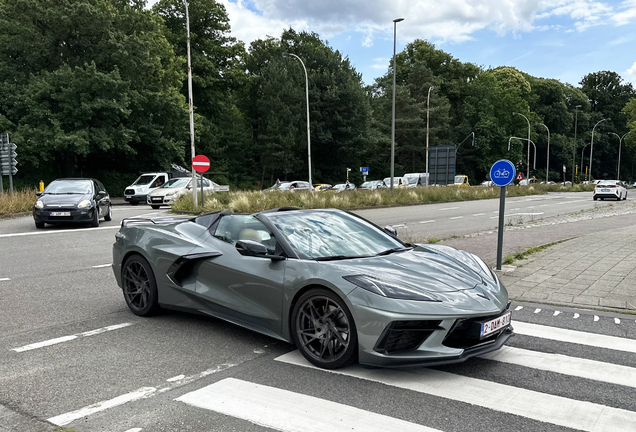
[
  {"x1": 438, "y1": 207, "x2": 459, "y2": 211},
  {"x1": 513, "y1": 321, "x2": 636, "y2": 354},
  {"x1": 573, "y1": 313, "x2": 580, "y2": 319},
  {"x1": 124, "y1": 429, "x2": 142, "y2": 432},
  {"x1": 92, "y1": 264, "x2": 111, "y2": 268},
  {"x1": 0, "y1": 278, "x2": 10, "y2": 281},
  {"x1": 177, "y1": 378, "x2": 442, "y2": 432},
  {"x1": 558, "y1": 199, "x2": 589, "y2": 205},
  {"x1": 615, "y1": 318, "x2": 621, "y2": 324},
  {"x1": 540, "y1": 204, "x2": 548, "y2": 207},
  {"x1": 515, "y1": 306, "x2": 523, "y2": 311},
  {"x1": 449, "y1": 216, "x2": 463, "y2": 220},
  {"x1": 48, "y1": 387, "x2": 157, "y2": 426},
  {"x1": 0, "y1": 225, "x2": 120, "y2": 239},
  {"x1": 276, "y1": 351, "x2": 636, "y2": 432},
  {"x1": 393, "y1": 224, "x2": 406, "y2": 228},
  {"x1": 167, "y1": 375, "x2": 185, "y2": 382},
  {"x1": 419, "y1": 220, "x2": 435, "y2": 224},
  {"x1": 472, "y1": 213, "x2": 485, "y2": 216},
  {"x1": 554, "y1": 311, "x2": 561, "y2": 316},
  {"x1": 594, "y1": 315, "x2": 599, "y2": 321},
  {"x1": 534, "y1": 308, "x2": 541, "y2": 314},
  {"x1": 480, "y1": 346, "x2": 636, "y2": 388},
  {"x1": 489, "y1": 212, "x2": 545, "y2": 219},
  {"x1": 11, "y1": 323, "x2": 133, "y2": 352}
]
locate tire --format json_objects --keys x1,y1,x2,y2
[
  {"x1": 624, "y1": 193, "x2": 628, "y2": 201},
  {"x1": 104, "y1": 204, "x2": 112, "y2": 221},
  {"x1": 91, "y1": 206, "x2": 100, "y2": 227},
  {"x1": 593, "y1": 196, "x2": 597, "y2": 201},
  {"x1": 130, "y1": 201, "x2": 139, "y2": 206},
  {"x1": 151, "y1": 205, "x2": 160, "y2": 210},
  {"x1": 35, "y1": 222, "x2": 45, "y2": 229},
  {"x1": 291, "y1": 288, "x2": 357, "y2": 369},
  {"x1": 121, "y1": 255, "x2": 160, "y2": 316}
]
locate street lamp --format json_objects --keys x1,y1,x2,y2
[
  {"x1": 588, "y1": 118, "x2": 608, "y2": 181},
  {"x1": 508, "y1": 137, "x2": 536, "y2": 172},
  {"x1": 282, "y1": 52, "x2": 313, "y2": 191},
  {"x1": 610, "y1": 132, "x2": 628, "y2": 180},
  {"x1": 538, "y1": 123, "x2": 550, "y2": 183},
  {"x1": 572, "y1": 105, "x2": 581, "y2": 183},
  {"x1": 425, "y1": 85, "x2": 433, "y2": 186},
  {"x1": 184, "y1": 0, "x2": 197, "y2": 206},
  {"x1": 513, "y1": 112, "x2": 531, "y2": 181},
  {"x1": 580, "y1": 143, "x2": 589, "y2": 180},
  {"x1": 390, "y1": 17, "x2": 404, "y2": 194}
]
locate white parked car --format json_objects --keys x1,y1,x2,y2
[
  {"x1": 359, "y1": 180, "x2": 387, "y2": 190},
  {"x1": 593, "y1": 180, "x2": 627, "y2": 201},
  {"x1": 331, "y1": 183, "x2": 356, "y2": 192},
  {"x1": 480, "y1": 180, "x2": 494, "y2": 187},
  {"x1": 383, "y1": 176, "x2": 410, "y2": 189},
  {"x1": 404, "y1": 173, "x2": 429, "y2": 187},
  {"x1": 265, "y1": 181, "x2": 313, "y2": 192},
  {"x1": 146, "y1": 177, "x2": 216, "y2": 208}
]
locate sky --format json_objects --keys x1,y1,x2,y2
[{"x1": 154, "y1": 0, "x2": 636, "y2": 87}]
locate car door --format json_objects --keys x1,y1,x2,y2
[{"x1": 195, "y1": 215, "x2": 286, "y2": 335}]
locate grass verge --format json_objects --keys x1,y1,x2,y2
[
  {"x1": 0, "y1": 188, "x2": 37, "y2": 216},
  {"x1": 172, "y1": 184, "x2": 594, "y2": 214},
  {"x1": 503, "y1": 239, "x2": 571, "y2": 265}
]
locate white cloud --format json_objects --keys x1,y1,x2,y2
[
  {"x1": 625, "y1": 61, "x2": 636, "y2": 86},
  {"x1": 612, "y1": 0, "x2": 636, "y2": 25}
]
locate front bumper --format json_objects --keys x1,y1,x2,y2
[
  {"x1": 124, "y1": 194, "x2": 147, "y2": 204},
  {"x1": 147, "y1": 195, "x2": 177, "y2": 205},
  {"x1": 33, "y1": 207, "x2": 97, "y2": 224}
]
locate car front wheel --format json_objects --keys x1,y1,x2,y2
[
  {"x1": 291, "y1": 288, "x2": 357, "y2": 369},
  {"x1": 104, "y1": 204, "x2": 112, "y2": 221},
  {"x1": 122, "y1": 255, "x2": 160, "y2": 316}
]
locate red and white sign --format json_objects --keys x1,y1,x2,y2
[
  {"x1": 192, "y1": 155, "x2": 210, "y2": 173},
  {"x1": 516, "y1": 173, "x2": 523, "y2": 181}
]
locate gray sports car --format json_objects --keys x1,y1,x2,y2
[{"x1": 112, "y1": 208, "x2": 513, "y2": 369}]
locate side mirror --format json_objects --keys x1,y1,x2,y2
[
  {"x1": 36, "y1": 192, "x2": 43, "y2": 197},
  {"x1": 236, "y1": 240, "x2": 268, "y2": 257},
  {"x1": 186, "y1": 186, "x2": 192, "y2": 190},
  {"x1": 384, "y1": 225, "x2": 398, "y2": 238}
]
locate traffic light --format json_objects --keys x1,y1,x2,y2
[{"x1": 0, "y1": 133, "x2": 18, "y2": 176}]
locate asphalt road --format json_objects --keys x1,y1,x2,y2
[{"x1": 1, "y1": 197, "x2": 635, "y2": 432}]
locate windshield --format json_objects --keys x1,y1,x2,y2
[
  {"x1": 406, "y1": 176, "x2": 418, "y2": 185},
  {"x1": 132, "y1": 175, "x2": 156, "y2": 186},
  {"x1": 264, "y1": 210, "x2": 404, "y2": 260},
  {"x1": 361, "y1": 182, "x2": 372, "y2": 188},
  {"x1": 45, "y1": 180, "x2": 93, "y2": 194},
  {"x1": 454, "y1": 176, "x2": 464, "y2": 184},
  {"x1": 161, "y1": 178, "x2": 190, "y2": 188}
]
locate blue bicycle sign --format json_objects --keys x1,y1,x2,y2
[{"x1": 489, "y1": 160, "x2": 515, "y2": 187}]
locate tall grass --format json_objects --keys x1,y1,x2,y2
[
  {"x1": 0, "y1": 189, "x2": 38, "y2": 215},
  {"x1": 172, "y1": 183, "x2": 595, "y2": 214}
]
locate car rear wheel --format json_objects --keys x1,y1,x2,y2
[
  {"x1": 122, "y1": 255, "x2": 160, "y2": 316},
  {"x1": 104, "y1": 204, "x2": 112, "y2": 221},
  {"x1": 291, "y1": 288, "x2": 357, "y2": 369}
]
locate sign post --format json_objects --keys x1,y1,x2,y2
[
  {"x1": 490, "y1": 159, "x2": 516, "y2": 270},
  {"x1": 192, "y1": 154, "x2": 210, "y2": 207}
]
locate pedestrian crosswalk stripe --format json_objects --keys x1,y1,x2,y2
[
  {"x1": 275, "y1": 351, "x2": 636, "y2": 432},
  {"x1": 480, "y1": 346, "x2": 636, "y2": 388},
  {"x1": 176, "y1": 378, "x2": 443, "y2": 432},
  {"x1": 514, "y1": 321, "x2": 636, "y2": 353}
]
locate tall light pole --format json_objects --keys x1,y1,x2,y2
[
  {"x1": 390, "y1": 18, "x2": 404, "y2": 194},
  {"x1": 610, "y1": 132, "x2": 628, "y2": 180},
  {"x1": 184, "y1": 0, "x2": 197, "y2": 206},
  {"x1": 580, "y1": 144, "x2": 589, "y2": 179},
  {"x1": 425, "y1": 85, "x2": 434, "y2": 186},
  {"x1": 589, "y1": 118, "x2": 608, "y2": 181},
  {"x1": 513, "y1": 112, "x2": 531, "y2": 180},
  {"x1": 572, "y1": 105, "x2": 581, "y2": 183},
  {"x1": 538, "y1": 123, "x2": 550, "y2": 183},
  {"x1": 509, "y1": 137, "x2": 537, "y2": 172},
  {"x1": 282, "y1": 52, "x2": 313, "y2": 191}
]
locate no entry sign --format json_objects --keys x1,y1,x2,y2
[{"x1": 192, "y1": 155, "x2": 210, "y2": 173}]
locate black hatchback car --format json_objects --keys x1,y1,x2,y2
[{"x1": 33, "y1": 178, "x2": 112, "y2": 228}]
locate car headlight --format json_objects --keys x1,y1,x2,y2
[
  {"x1": 165, "y1": 191, "x2": 176, "y2": 197},
  {"x1": 77, "y1": 200, "x2": 92, "y2": 209},
  {"x1": 343, "y1": 275, "x2": 441, "y2": 302},
  {"x1": 35, "y1": 200, "x2": 44, "y2": 209}
]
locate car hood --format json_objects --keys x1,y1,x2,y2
[
  {"x1": 149, "y1": 187, "x2": 187, "y2": 197},
  {"x1": 38, "y1": 193, "x2": 92, "y2": 207},
  {"x1": 330, "y1": 245, "x2": 497, "y2": 295}
]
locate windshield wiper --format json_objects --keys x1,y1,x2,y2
[
  {"x1": 315, "y1": 255, "x2": 371, "y2": 261},
  {"x1": 375, "y1": 247, "x2": 413, "y2": 256}
]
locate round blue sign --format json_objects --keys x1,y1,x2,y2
[{"x1": 489, "y1": 159, "x2": 516, "y2": 187}]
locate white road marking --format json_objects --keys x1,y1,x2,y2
[
  {"x1": 166, "y1": 375, "x2": 185, "y2": 382},
  {"x1": 527, "y1": 206, "x2": 535, "y2": 209},
  {"x1": 573, "y1": 313, "x2": 580, "y2": 319},
  {"x1": 554, "y1": 311, "x2": 561, "y2": 316},
  {"x1": 558, "y1": 199, "x2": 589, "y2": 205},
  {"x1": 594, "y1": 315, "x2": 599, "y2": 322},
  {"x1": 48, "y1": 387, "x2": 156, "y2": 426},
  {"x1": 534, "y1": 308, "x2": 541, "y2": 314},
  {"x1": 472, "y1": 213, "x2": 485, "y2": 216},
  {"x1": 515, "y1": 306, "x2": 524, "y2": 311},
  {"x1": 276, "y1": 351, "x2": 636, "y2": 432},
  {"x1": 539, "y1": 204, "x2": 549, "y2": 207},
  {"x1": 177, "y1": 378, "x2": 442, "y2": 432},
  {"x1": 513, "y1": 321, "x2": 636, "y2": 354},
  {"x1": 12, "y1": 323, "x2": 133, "y2": 352},
  {"x1": 393, "y1": 224, "x2": 407, "y2": 228},
  {"x1": 419, "y1": 220, "x2": 436, "y2": 224},
  {"x1": 0, "y1": 225, "x2": 119, "y2": 239},
  {"x1": 615, "y1": 318, "x2": 621, "y2": 324},
  {"x1": 449, "y1": 216, "x2": 463, "y2": 220},
  {"x1": 438, "y1": 207, "x2": 459, "y2": 211},
  {"x1": 0, "y1": 278, "x2": 10, "y2": 281},
  {"x1": 480, "y1": 346, "x2": 636, "y2": 388},
  {"x1": 92, "y1": 264, "x2": 111, "y2": 268},
  {"x1": 124, "y1": 429, "x2": 142, "y2": 432}
]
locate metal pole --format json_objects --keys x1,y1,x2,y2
[
  {"x1": 184, "y1": 0, "x2": 197, "y2": 206},
  {"x1": 611, "y1": 133, "x2": 627, "y2": 180},
  {"x1": 496, "y1": 186, "x2": 506, "y2": 270},
  {"x1": 391, "y1": 18, "x2": 404, "y2": 193},
  {"x1": 589, "y1": 118, "x2": 608, "y2": 181},
  {"x1": 539, "y1": 123, "x2": 550, "y2": 183},
  {"x1": 425, "y1": 85, "x2": 433, "y2": 187},
  {"x1": 572, "y1": 105, "x2": 581, "y2": 183},
  {"x1": 282, "y1": 52, "x2": 312, "y2": 191},
  {"x1": 513, "y1": 112, "x2": 531, "y2": 180},
  {"x1": 580, "y1": 145, "x2": 587, "y2": 180}
]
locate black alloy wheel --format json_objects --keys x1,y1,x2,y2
[
  {"x1": 291, "y1": 289, "x2": 357, "y2": 369},
  {"x1": 122, "y1": 255, "x2": 160, "y2": 316},
  {"x1": 104, "y1": 204, "x2": 112, "y2": 221}
]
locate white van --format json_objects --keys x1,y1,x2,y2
[
  {"x1": 383, "y1": 176, "x2": 410, "y2": 189},
  {"x1": 404, "y1": 173, "x2": 429, "y2": 187}
]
